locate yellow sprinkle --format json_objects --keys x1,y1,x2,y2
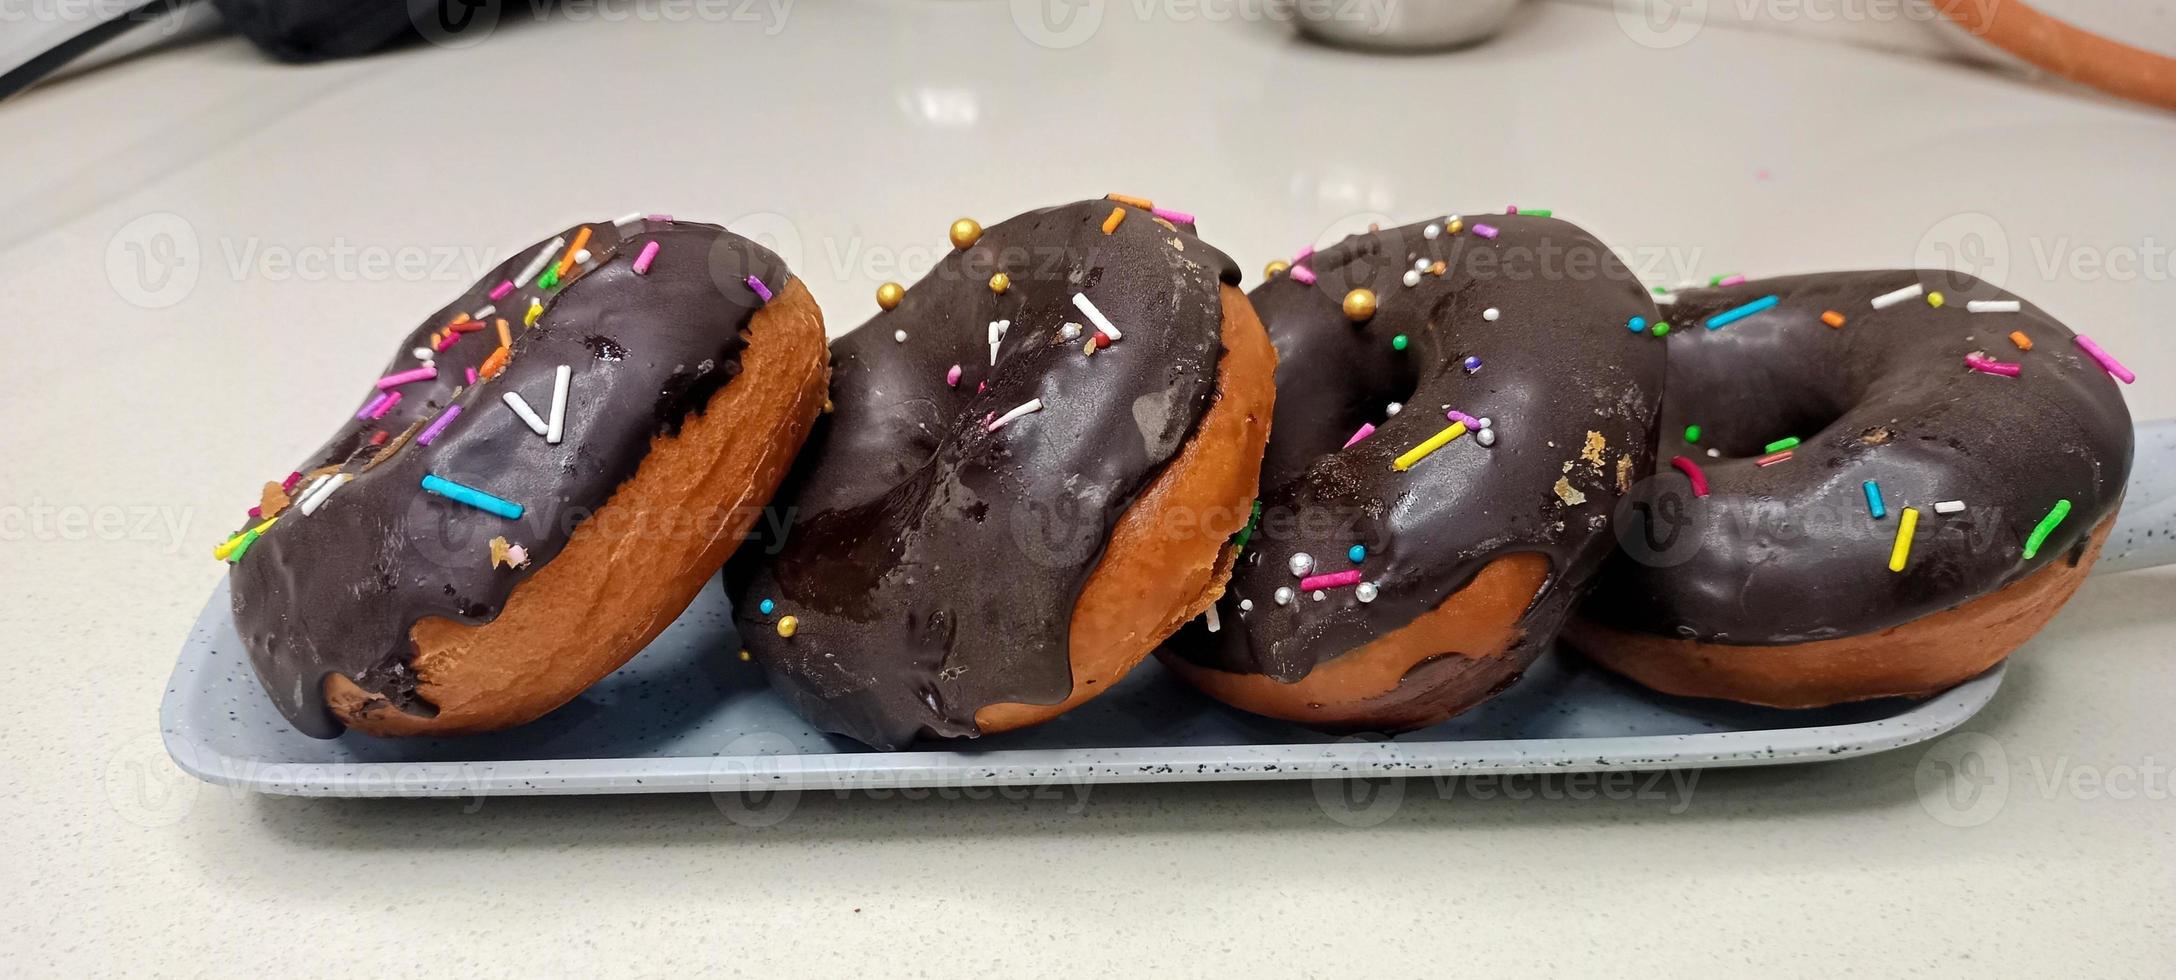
[
  {"x1": 1393, "y1": 422, "x2": 1467, "y2": 472},
  {"x1": 212, "y1": 531, "x2": 247, "y2": 561},
  {"x1": 738, "y1": 649, "x2": 752, "y2": 662},
  {"x1": 776, "y1": 615, "x2": 800, "y2": 638},
  {"x1": 1102, "y1": 207, "x2": 1127, "y2": 235},
  {"x1": 1927, "y1": 291, "x2": 1945, "y2": 308},
  {"x1": 524, "y1": 300, "x2": 544, "y2": 327},
  {"x1": 1447, "y1": 219, "x2": 1463, "y2": 235},
  {"x1": 1889, "y1": 507, "x2": 1919, "y2": 572}
]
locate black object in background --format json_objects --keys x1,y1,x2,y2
[{"x1": 211, "y1": 0, "x2": 504, "y2": 62}]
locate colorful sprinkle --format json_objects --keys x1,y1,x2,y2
[
  {"x1": 1763, "y1": 436, "x2": 1800, "y2": 454},
  {"x1": 1966, "y1": 353, "x2": 2022, "y2": 378},
  {"x1": 1670, "y1": 456, "x2": 1709, "y2": 497},
  {"x1": 368, "y1": 391, "x2": 402, "y2": 420},
  {"x1": 555, "y1": 225, "x2": 593, "y2": 277},
  {"x1": 1519, "y1": 208, "x2": 1553, "y2": 218},
  {"x1": 537, "y1": 267, "x2": 560, "y2": 291},
  {"x1": 1392, "y1": 334, "x2": 1409, "y2": 351},
  {"x1": 376, "y1": 366, "x2": 437, "y2": 389},
  {"x1": 1651, "y1": 322, "x2": 1671, "y2": 337},
  {"x1": 745, "y1": 276, "x2": 773, "y2": 304},
  {"x1": 545, "y1": 364, "x2": 571, "y2": 444},
  {"x1": 496, "y1": 318, "x2": 512, "y2": 349},
  {"x1": 481, "y1": 346, "x2": 511, "y2": 379},
  {"x1": 986, "y1": 398, "x2": 1044, "y2": 432},
  {"x1": 299, "y1": 473, "x2": 351, "y2": 516},
  {"x1": 1627, "y1": 316, "x2": 1647, "y2": 333},
  {"x1": 356, "y1": 392, "x2": 392, "y2": 421},
  {"x1": 1290, "y1": 265, "x2": 1317, "y2": 285},
  {"x1": 416, "y1": 405, "x2": 464, "y2": 446},
  {"x1": 1072, "y1": 293, "x2": 1122, "y2": 341},
  {"x1": 1347, "y1": 545, "x2": 1367, "y2": 563},
  {"x1": 1706, "y1": 295, "x2": 1779, "y2": 330},
  {"x1": 1864, "y1": 481, "x2": 1887, "y2": 519},
  {"x1": 421, "y1": 473, "x2": 523, "y2": 519},
  {"x1": 1102, "y1": 207, "x2": 1126, "y2": 235},
  {"x1": 1968, "y1": 299, "x2": 2021, "y2": 314},
  {"x1": 1822, "y1": 310, "x2": 1846, "y2": 328},
  {"x1": 525, "y1": 298, "x2": 544, "y2": 327},
  {"x1": 1392, "y1": 422, "x2": 1467, "y2": 472},
  {"x1": 488, "y1": 280, "x2": 514, "y2": 301},
  {"x1": 1927, "y1": 291, "x2": 1945, "y2": 308},
  {"x1": 1472, "y1": 223, "x2": 1500, "y2": 239},
  {"x1": 1684, "y1": 425, "x2": 1702, "y2": 443},
  {"x1": 946, "y1": 364, "x2": 962, "y2": 388},
  {"x1": 1153, "y1": 206, "x2": 1196, "y2": 226},
  {"x1": 1445, "y1": 410, "x2": 1481, "y2": 428},
  {"x1": 2074, "y1": 336, "x2": 2135, "y2": 384},
  {"x1": 1718, "y1": 274, "x2": 1748, "y2": 287},
  {"x1": 1890, "y1": 508, "x2": 1919, "y2": 572},
  {"x1": 1233, "y1": 500, "x2": 1262, "y2": 554},
  {"x1": 1935, "y1": 500, "x2": 1967, "y2": 515},
  {"x1": 1343, "y1": 423, "x2": 1376, "y2": 448},
  {"x1": 776, "y1": 616, "x2": 799, "y2": 638},
  {"x1": 1299, "y1": 570, "x2": 1363, "y2": 592},
  {"x1": 1871, "y1": 282, "x2": 1924, "y2": 310},
  {"x1": 2023, "y1": 499, "x2": 2072, "y2": 560},
  {"x1": 2009, "y1": 331, "x2": 2033, "y2": 351},
  {"x1": 514, "y1": 237, "x2": 563, "y2": 287},
  {"x1": 1756, "y1": 450, "x2": 1794, "y2": 467},
  {"x1": 1462, "y1": 356, "x2": 1482, "y2": 373},
  {"x1": 758, "y1": 598, "x2": 776, "y2": 615},
  {"x1": 632, "y1": 240, "x2": 661, "y2": 275}
]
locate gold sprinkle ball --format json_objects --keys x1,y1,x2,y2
[
  {"x1": 776, "y1": 615, "x2": 800, "y2": 638},
  {"x1": 738, "y1": 649, "x2": 752, "y2": 662},
  {"x1": 1927, "y1": 291, "x2": 1946, "y2": 308},
  {"x1": 876, "y1": 282, "x2": 905, "y2": 311},
  {"x1": 1264, "y1": 260, "x2": 1291, "y2": 280},
  {"x1": 950, "y1": 218, "x2": 983, "y2": 251},
  {"x1": 989, "y1": 272, "x2": 1011, "y2": 295},
  {"x1": 1343, "y1": 288, "x2": 1380, "y2": 322}
]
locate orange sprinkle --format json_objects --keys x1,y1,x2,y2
[
  {"x1": 1821, "y1": 310, "x2": 1846, "y2": 328},
  {"x1": 496, "y1": 318, "x2": 512, "y2": 349},
  {"x1": 556, "y1": 225, "x2": 593, "y2": 276},
  {"x1": 2010, "y1": 331, "x2": 2033, "y2": 351},
  {"x1": 1106, "y1": 193, "x2": 1154, "y2": 210},
  {"x1": 452, "y1": 312, "x2": 471, "y2": 324},
  {"x1": 1430, "y1": 261, "x2": 1447, "y2": 276},
  {"x1": 1102, "y1": 207, "x2": 1127, "y2": 235},
  {"x1": 480, "y1": 346, "x2": 510, "y2": 379}
]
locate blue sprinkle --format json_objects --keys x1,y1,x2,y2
[
  {"x1": 1462, "y1": 356, "x2": 1482, "y2": 373},
  {"x1": 1863, "y1": 480, "x2": 1887, "y2": 519},
  {"x1": 758, "y1": 599, "x2": 776, "y2": 615},
  {"x1": 1706, "y1": 294, "x2": 1780, "y2": 330},
  {"x1": 1348, "y1": 545, "x2": 1367, "y2": 563},
  {"x1": 420, "y1": 473, "x2": 523, "y2": 519},
  {"x1": 1627, "y1": 316, "x2": 1647, "y2": 333}
]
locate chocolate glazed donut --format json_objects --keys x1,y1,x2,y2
[
  {"x1": 222, "y1": 217, "x2": 829, "y2": 737},
  {"x1": 734, "y1": 198, "x2": 1276, "y2": 750},
  {"x1": 1158, "y1": 212, "x2": 1667, "y2": 731},
  {"x1": 1568, "y1": 271, "x2": 2135, "y2": 707}
]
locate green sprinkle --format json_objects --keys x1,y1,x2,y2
[
  {"x1": 1232, "y1": 499, "x2": 1263, "y2": 554},
  {"x1": 1651, "y1": 322, "x2": 1670, "y2": 337},
  {"x1": 538, "y1": 267, "x2": 561, "y2": 290},
  {"x1": 1763, "y1": 436, "x2": 1801, "y2": 454},
  {"x1": 226, "y1": 529, "x2": 263, "y2": 563},
  {"x1": 1392, "y1": 334, "x2": 1409, "y2": 351},
  {"x1": 2022, "y1": 499, "x2": 2073, "y2": 560},
  {"x1": 1684, "y1": 425, "x2": 1702, "y2": 444},
  {"x1": 1708, "y1": 274, "x2": 1725, "y2": 286},
  {"x1": 1652, "y1": 286, "x2": 1669, "y2": 294},
  {"x1": 1522, "y1": 209, "x2": 1553, "y2": 218}
]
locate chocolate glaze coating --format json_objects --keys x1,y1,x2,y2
[
  {"x1": 1578, "y1": 270, "x2": 2133, "y2": 644},
  {"x1": 230, "y1": 218, "x2": 789, "y2": 737},
  {"x1": 1163, "y1": 213, "x2": 1666, "y2": 682},
  {"x1": 735, "y1": 200, "x2": 1237, "y2": 749}
]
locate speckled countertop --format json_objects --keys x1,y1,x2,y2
[{"x1": 4, "y1": 1, "x2": 2173, "y2": 974}]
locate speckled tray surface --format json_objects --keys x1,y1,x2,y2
[{"x1": 163, "y1": 422, "x2": 2175, "y2": 797}]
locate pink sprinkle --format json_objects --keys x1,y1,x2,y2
[
  {"x1": 649, "y1": 213, "x2": 673, "y2": 223},
  {"x1": 281, "y1": 471, "x2": 302, "y2": 492},
  {"x1": 376, "y1": 366, "x2": 438, "y2": 389},
  {"x1": 1757, "y1": 450, "x2": 1794, "y2": 467},
  {"x1": 434, "y1": 332, "x2": 458, "y2": 352},
  {"x1": 465, "y1": 367, "x2": 479, "y2": 385},
  {"x1": 946, "y1": 364, "x2": 962, "y2": 388},
  {"x1": 1965, "y1": 353, "x2": 2021, "y2": 378},
  {"x1": 1296, "y1": 246, "x2": 1315, "y2": 261},
  {"x1": 1472, "y1": 223, "x2": 1500, "y2": 239},
  {"x1": 368, "y1": 390, "x2": 402, "y2": 421},
  {"x1": 1152, "y1": 207, "x2": 1196, "y2": 225},
  {"x1": 745, "y1": 275, "x2": 773, "y2": 303},
  {"x1": 416, "y1": 405, "x2": 463, "y2": 446},
  {"x1": 1719, "y1": 274, "x2": 1748, "y2": 287},
  {"x1": 247, "y1": 506, "x2": 261, "y2": 519},
  {"x1": 1299, "y1": 570, "x2": 1364, "y2": 592},
  {"x1": 356, "y1": 392, "x2": 392, "y2": 420},
  {"x1": 1343, "y1": 423, "x2": 1375, "y2": 448},
  {"x1": 1670, "y1": 455, "x2": 1710, "y2": 498},
  {"x1": 488, "y1": 280, "x2": 514, "y2": 301},
  {"x1": 2075, "y1": 335, "x2": 2136, "y2": 384},
  {"x1": 1445, "y1": 410, "x2": 1481, "y2": 428},
  {"x1": 1290, "y1": 265, "x2": 1317, "y2": 285},
  {"x1": 977, "y1": 381, "x2": 987, "y2": 394},
  {"x1": 632, "y1": 241, "x2": 662, "y2": 276}
]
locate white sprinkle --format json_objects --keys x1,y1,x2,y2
[
  {"x1": 988, "y1": 319, "x2": 1010, "y2": 365},
  {"x1": 1707, "y1": 447, "x2": 1721, "y2": 458},
  {"x1": 514, "y1": 237, "x2": 563, "y2": 288},
  {"x1": 1288, "y1": 552, "x2": 1314, "y2": 577},
  {"x1": 1355, "y1": 582, "x2": 1379, "y2": 603},
  {"x1": 1477, "y1": 417, "x2": 1493, "y2": 429},
  {"x1": 413, "y1": 347, "x2": 435, "y2": 362},
  {"x1": 502, "y1": 391, "x2": 550, "y2": 436},
  {"x1": 1274, "y1": 587, "x2": 1295, "y2": 606},
  {"x1": 1871, "y1": 282, "x2": 1924, "y2": 310},
  {"x1": 298, "y1": 474, "x2": 351, "y2": 516},
  {"x1": 1653, "y1": 292, "x2": 1678, "y2": 306},
  {"x1": 293, "y1": 474, "x2": 332, "y2": 510},
  {"x1": 1424, "y1": 224, "x2": 1442, "y2": 240},
  {"x1": 1060, "y1": 322, "x2": 1082, "y2": 341},
  {"x1": 1312, "y1": 590, "x2": 1326, "y2": 601},
  {"x1": 1403, "y1": 271, "x2": 1422, "y2": 288},
  {"x1": 611, "y1": 211, "x2": 645, "y2": 229},
  {"x1": 1483, "y1": 307, "x2": 1501, "y2": 321},
  {"x1": 986, "y1": 398, "x2": 1043, "y2": 432},
  {"x1": 473, "y1": 304, "x2": 496, "y2": 320},
  {"x1": 1238, "y1": 599, "x2": 1254, "y2": 613},
  {"x1": 894, "y1": 329, "x2": 909, "y2": 343},
  {"x1": 1477, "y1": 428, "x2": 1497, "y2": 447},
  {"x1": 1414, "y1": 258, "x2": 1432, "y2": 273},
  {"x1": 1967, "y1": 299, "x2": 2021, "y2": 314},
  {"x1": 1204, "y1": 604, "x2": 1221, "y2": 633},
  {"x1": 1386, "y1": 402, "x2": 1403, "y2": 416},
  {"x1": 573, "y1": 248, "x2": 592, "y2": 266},
  {"x1": 545, "y1": 365, "x2": 571, "y2": 444},
  {"x1": 1935, "y1": 500, "x2": 1967, "y2": 515},
  {"x1": 1073, "y1": 293, "x2": 1122, "y2": 340}
]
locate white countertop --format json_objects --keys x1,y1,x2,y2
[{"x1": 5, "y1": 1, "x2": 2173, "y2": 974}]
